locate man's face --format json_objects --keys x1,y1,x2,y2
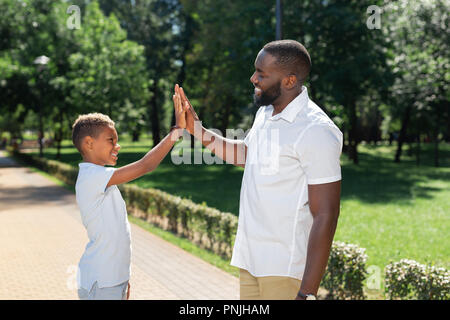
[
  {"x1": 87, "y1": 125, "x2": 120, "y2": 166},
  {"x1": 250, "y1": 50, "x2": 283, "y2": 107}
]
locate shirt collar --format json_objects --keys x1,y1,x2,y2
[
  {"x1": 267, "y1": 86, "x2": 309, "y2": 123},
  {"x1": 79, "y1": 162, "x2": 102, "y2": 168}
]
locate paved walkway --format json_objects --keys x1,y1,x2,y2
[{"x1": 0, "y1": 151, "x2": 239, "y2": 300}]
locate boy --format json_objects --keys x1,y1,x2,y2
[{"x1": 72, "y1": 87, "x2": 187, "y2": 300}]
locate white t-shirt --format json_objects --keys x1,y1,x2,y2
[
  {"x1": 230, "y1": 86, "x2": 343, "y2": 280},
  {"x1": 75, "y1": 162, "x2": 132, "y2": 290}
]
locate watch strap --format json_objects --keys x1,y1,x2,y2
[{"x1": 297, "y1": 291, "x2": 316, "y2": 300}]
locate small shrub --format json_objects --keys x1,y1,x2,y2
[
  {"x1": 322, "y1": 241, "x2": 368, "y2": 300},
  {"x1": 385, "y1": 259, "x2": 450, "y2": 300}
]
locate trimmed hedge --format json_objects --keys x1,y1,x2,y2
[
  {"x1": 385, "y1": 259, "x2": 450, "y2": 300},
  {"x1": 11, "y1": 149, "x2": 78, "y2": 186},
  {"x1": 322, "y1": 241, "x2": 368, "y2": 300},
  {"x1": 11, "y1": 150, "x2": 369, "y2": 299},
  {"x1": 119, "y1": 184, "x2": 238, "y2": 258}
]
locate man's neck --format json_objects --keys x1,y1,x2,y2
[{"x1": 272, "y1": 87, "x2": 303, "y2": 116}]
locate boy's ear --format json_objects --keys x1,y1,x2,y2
[{"x1": 83, "y1": 136, "x2": 94, "y2": 152}]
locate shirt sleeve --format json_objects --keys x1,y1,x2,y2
[
  {"x1": 89, "y1": 166, "x2": 116, "y2": 195},
  {"x1": 77, "y1": 166, "x2": 116, "y2": 210},
  {"x1": 294, "y1": 124, "x2": 343, "y2": 185}
]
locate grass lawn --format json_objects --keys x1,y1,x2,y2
[{"x1": 28, "y1": 136, "x2": 450, "y2": 282}]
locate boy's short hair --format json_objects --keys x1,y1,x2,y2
[{"x1": 72, "y1": 113, "x2": 115, "y2": 154}]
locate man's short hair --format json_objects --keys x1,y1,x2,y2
[
  {"x1": 72, "y1": 113, "x2": 115, "y2": 154},
  {"x1": 263, "y1": 40, "x2": 312, "y2": 84}
]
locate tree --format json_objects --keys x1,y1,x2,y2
[
  {"x1": 66, "y1": 1, "x2": 151, "y2": 138},
  {"x1": 98, "y1": 0, "x2": 181, "y2": 146},
  {"x1": 384, "y1": 0, "x2": 450, "y2": 166},
  {"x1": 284, "y1": 0, "x2": 393, "y2": 164},
  {"x1": 182, "y1": 0, "x2": 274, "y2": 134},
  {"x1": 1, "y1": 0, "x2": 151, "y2": 156}
]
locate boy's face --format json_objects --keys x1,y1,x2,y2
[{"x1": 83, "y1": 125, "x2": 120, "y2": 166}]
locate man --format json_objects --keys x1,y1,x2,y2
[{"x1": 176, "y1": 39, "x2": 343, "y2": 300}]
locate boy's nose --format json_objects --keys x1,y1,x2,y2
[{"x1": 115, "y1": 143, "x2": 121, "y2": 151}]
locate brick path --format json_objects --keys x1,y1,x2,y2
[{"x1": 0, "y1": 151, "x2": 239, "y2": 300}]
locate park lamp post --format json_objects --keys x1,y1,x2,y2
[
  {"x1": 33, "y1": 55, "x2": 50, "y2": 157},
  {"x1": 276, "y1": 0, "x2": 283, "y2": 40}
]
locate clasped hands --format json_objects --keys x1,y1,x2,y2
[{"x1": 172, "y1": 84, "x2": 200, "y2": 135}]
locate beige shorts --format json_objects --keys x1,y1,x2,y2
[{"x1": 239, "y1": 269, "x2": 301, "y2": 300}]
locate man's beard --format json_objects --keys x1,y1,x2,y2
[{"x1": 253, "y1": 80, "x2": 282, "y2": 107}]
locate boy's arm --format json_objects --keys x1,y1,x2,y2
[
  {"x1": 106, "y1": 128, "x2": 183, "y2": 188},
  {"x1": 106, "y1": 90, "x2": 186, "y2": 188}
]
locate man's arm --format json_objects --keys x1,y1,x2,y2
[
  {"x1": 296, "y1": 180, "x2": 341, "y2": 299},
  {"x1": 194, "y1": 125, "x2": 247, "y2": 168},
  {"x1": 176, "y1": 85, "x2": 247, "y2": 168}
]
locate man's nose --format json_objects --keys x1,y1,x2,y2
[
  {"x1": 115, "y1": 143, "x2": 121, "y2": 150},
  {"x1": 250, "y1": 72, "x2": 257, "y2": 85}
]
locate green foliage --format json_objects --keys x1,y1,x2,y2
[
  {"x1": 182, "y1": 0, "x2": 274, "y2": 132},
  {"x1": 322, "y1": 241, "x2": 368, "y2": 300},
  {"x1": 67, "y1": 1, "x2": 151, "y2": 126},
  {"x1": 2, "y1": 0, "x2": 448, "y2": 158},
  {"x1": 385, "y1": 259, "x2": 450, "y2": 300},
  {"x1": 0, "y1": 0, "x2": 151, "y2": 143},
  {"x1": 383, "y1": 0, "x2": 450, "y2": 162},
  {"x1": 98, "y1": 0, "x2": 183, "y2": 143}
]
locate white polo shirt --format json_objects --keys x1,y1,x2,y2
[
  {"x1": 75, "y1": 162, "x2": 132, "y2": 290},
  {"x1": 230, "y1": 86, "x2": 343, "y2": 280}
]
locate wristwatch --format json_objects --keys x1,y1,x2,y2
[{"x1": 297, "y1": 291, "x2": 317, "y2": 300}]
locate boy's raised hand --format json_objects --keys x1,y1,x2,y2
[{"x1": 173, "y1": 84, "x2": 188, "y2": 129}]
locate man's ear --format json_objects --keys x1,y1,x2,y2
[{"x1": 283, "y1": 74, "x2": 298, "y2": 90}]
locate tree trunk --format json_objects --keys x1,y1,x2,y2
[
  {"x1": 347, "y1": 100, "x2": 358, "y2": 164},
  {"x1": 171, "y1": 13, "x2": 194, "y2": 127},
  {"x1": 150, "y1": 82, "x2": 161, "y2": 146},
  {"x1": 434, "y1": 132, "x2": 439, "y2": 167},
  {"x1": 38, "y1": 106, "x2": 44, "y2": 157},
  {"x1": 395, "y1": 106, "x2": 411, "y2": 163},
  {"x1": 219, "y1": 97, "x2": 232, "y2": 137},
  {"x1": 416, "y1": 134, "x2": 420, "y2": 166},
  {"x1": 56, "y1": 112, "x2": 63, "y2": 160},
  {"x1": 342, "y1": 128, "x2": 348, "y2": 153},
  {"x1": 132, "y1": 128, "x2": 140, "y2": 142}
]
